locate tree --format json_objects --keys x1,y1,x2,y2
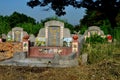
[
  {"x1": 27, "y1": 0, "x2": 120, "y2": 29},
  {"x1": 0, "y1": 16, "x2": 11, "y2": 35},
  {"x1": 8, "y1": 12, "x2": 36, "y2": 28},
  {"x1": 17, "y1": 22, "x2": 43, "y2": 36},
  {"x1": 80, "y1": 10, "x2": 107, "y2": 26}
]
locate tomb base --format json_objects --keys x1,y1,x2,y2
[{"x1": 29, "y1": 46, "x2": 72, "y2": 58}]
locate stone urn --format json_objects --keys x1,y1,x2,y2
[{"x1": 73, "y1": 34, "x2": 78, "y2": 41}]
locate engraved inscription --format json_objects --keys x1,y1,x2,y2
[
  {"x1": 14, "y1": 30, "x2": 21, "y2": 42},
  {"x1": 48, "y1": 26, "x2": 60, "y2": 46}
]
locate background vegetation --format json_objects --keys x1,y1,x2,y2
[{"x1": 0, "y1": 12, "x2": 74, "y2": 36}]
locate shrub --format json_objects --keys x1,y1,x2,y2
[
  {"x1": 81, "y1": 43, "x2": 113, "y2": 64},
  {"x1": 113, "y1": 27, "x2": 120, "y2": 41},
  {"x1": 86, "y1": 34, "x2": 107, "y2": 44}
]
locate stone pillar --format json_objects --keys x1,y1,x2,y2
[
  {"x1": 72, "y1": 34, "x2": 79, "y2": 56},
  {"x1": 60, "y1": 26, "x2": 64, "y2": 46},
  {"x1": 45, "y1": 26, "x2": 48, "y2": 46},
  {"x1": 22, "y1": 35, "x2": 29, "y2": 55},
  {"x1": 81, "y1": 53, "x2": 88, "y2": 65}
]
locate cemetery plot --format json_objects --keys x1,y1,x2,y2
[{"x1": 0, "y1": 20, "x2": 81, "y2": 67}]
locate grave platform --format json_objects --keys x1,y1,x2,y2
[{"x1": 0, "y1": 52, "x2": 78, "y2": 67}]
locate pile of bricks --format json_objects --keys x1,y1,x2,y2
[{"x1": 0, "y1": 42, "x2": 23, "y2": 61}]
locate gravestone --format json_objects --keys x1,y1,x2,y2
[
  {"x1": 37, "y1": 20, "x2": 66, "y2": 47},
  {"x1": 45, "y1": 20, "x2": 64, "y2": 46},
  {"x1": 12, "y1": 27, "x2": 23, "y2": 42},
  {"x1": 84, "y1": 26, "x2": 105, "y2": 39},
  {"x1": 48, "y1": 26, "x2": 60, "y2": 46},
  {"x1": 37, "y1": 20, "x2": 73, "y2": 47},
  {"x1": 7, "y1": 27, "x2": 28, "y2": 42},
  {"x1": 81, "y1": 53, "x2": 88, "y2": 65}
]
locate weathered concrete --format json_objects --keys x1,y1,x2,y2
[{"x1": 0, "y1": 52, "x2": 78, "y2": 67}]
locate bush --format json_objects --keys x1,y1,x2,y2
[
  {"x1": 81, "y1": 43, "x2": 113, "y2": 64},
  {"x1": 113, "y1": 27, "x2": 120, "y2": 41},
  {"x1": 86, "y1": 34, "x2": 107, "y2": 44}
]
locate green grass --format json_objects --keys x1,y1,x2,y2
[{"x1": 81, "y1": 42, "x2": 120, "y2": 64}]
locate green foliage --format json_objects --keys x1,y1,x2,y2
[
  {"x1": 100, "y1": 19, "x2": 111, "y2": 35},
  {"x1": 80, "y1": 10, "x2": 106, "y2": 27},
  {"x1": 86, "y1": 34, "x2": 107, "y2": 44},
  {"x1": 81, "y1": 43, "x2": 114, "y2": 64},
  {"x1": 41, "y1": 16, "x2": 63, "y2": 24},
  {"x1": 35, "y1": 41, "x2": 45, "y2": 46},
  {"x1": 0, "y1": 17, "x2": 11, "y2": 35},
  {"x1": 17, "y1": 23, "x2": 43, "y2": 36},
  {"x1": 0, "y1": 12, "x2": 37, "y2": 35},
  {"x1": 113, "y1": 27, "x2": 120, "y2": 40},
  {"x1": 8, "y1": 12, "x2": 36, "y2": 28},
  {"x1": 80, "y1": 25, "x2": 88, "y2": 34}
]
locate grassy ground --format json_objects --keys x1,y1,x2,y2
[{"x1": 0, "y1": 42, "x2": 120, "y2": 80}]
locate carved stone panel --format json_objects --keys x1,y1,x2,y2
[
  {"x1": 48, "y1": 26, "x2": 60, "y2": 46},
  {"x1": 12, "y1": 27, "x2": 23, "y2": 42}
]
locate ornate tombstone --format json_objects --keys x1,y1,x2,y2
[
  {"x1": 29, "y1": 20, "x2": 80, "y2": 58},
  {"x1": 84, "y1": 26, "x2": 105, "y2": 40},
  {"x1": 7, "y1": 27, "x2": 28, "y2": 42},
  {"x1": 37, "y1": 20, "x2": 73, "y2": 47},
  {"x1": 45, "y1": 20, "x2": 64, "y2": 46},
  {"x1": 12, "y1": 27, "x2": 23, "y2": 42}
]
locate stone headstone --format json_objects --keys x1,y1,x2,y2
[
  {"x1": 81, "y1": 53, "x2": 88, "y2": 65},
  {"x1": 84, "y1": 26, "x2": 105, "y2": 39},
  {"x1": 48, "y1": 26, "x2": 61, "y2": 46},
  {"x1": 12, "y1": 27, "x2": 23, "y2": 42},
  {"x1": 45, "y1": 20, "x2": 64, "y2": 46},
  {"x1": 37, "y1": 20, "x2": 72, "y2": 47},
  {"x1": 7, "y1": 27, "x2": 28, "y2": 42}
]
